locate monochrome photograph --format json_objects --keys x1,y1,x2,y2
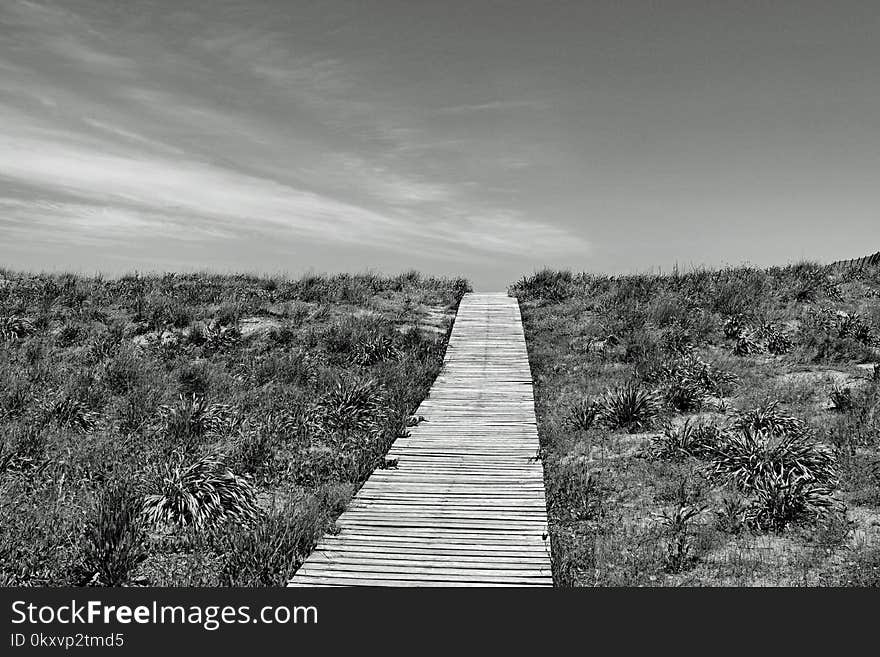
[{"x1": 1, "y1": 0, "x2": 879, "y2": 594}]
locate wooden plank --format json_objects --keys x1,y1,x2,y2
[
  {"x1": 322, "y1": 531, "x2": 547, "y2": 554},
  {"x1": 289, "y1": 293, "x2": 552, "y2": 587},
  {"x1": 313, "y1": 546, "x2": 549, "y2": 559}
]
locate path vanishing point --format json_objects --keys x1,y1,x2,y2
[{"x1": 289, "y1": 293, "x2": 553, "y2": 586}]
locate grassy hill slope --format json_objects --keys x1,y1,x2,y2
[
  {"x1": 0, "y1": 270, "x2": 469, "y2": 586},
  {"x1": 512, "y1": 262, "x2": 880, "y2": 586}
]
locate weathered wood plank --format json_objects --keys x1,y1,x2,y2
[{"x1": 288, "y1": 293, "x2": 552, "y2": 587}]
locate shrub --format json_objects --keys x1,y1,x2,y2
[{"x1": 142, "y1": 452, "x2": 260, "y2": 531}]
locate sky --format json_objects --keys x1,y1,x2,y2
[{"x1": 1, "y1": 0, "x2": 879, "y2": 290}]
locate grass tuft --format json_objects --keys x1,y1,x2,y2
[{"x1": 142, "y1": 451, "x2": 261, "y2": 531}]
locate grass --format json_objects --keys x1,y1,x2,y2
[
  {"x1": 0, "y1": 269, "x2": 469, "y2": 586},
  {"x1": 511, "y1": 261, "x2": 880, "y2": 586}
]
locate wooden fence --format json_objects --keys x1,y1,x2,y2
[{"x1": 830, "y1": 251, "x2": 880, "y2": 270}]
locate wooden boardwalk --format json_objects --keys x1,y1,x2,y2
[{"x1": 289, "y1": 293, "x2": 552, "y2": 587}]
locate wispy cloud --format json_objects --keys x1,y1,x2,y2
[
  {"x1": 0, "y1": 0, "x2": 588, "y2": 275},
  {"x1": 434, "y1": 100, "x2": 551, "y2": 114}
]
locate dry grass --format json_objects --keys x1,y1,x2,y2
[
  {"x1": 0, "y1": 269, "x2": 469, "y2": 586},
  {"x1": 512, "y1": 262, "x2": 880, "y2": 586}
]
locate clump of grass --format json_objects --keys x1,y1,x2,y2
[
  {"x1": 723, "y1": 315, "x2": 747, "y2": 339},
  {"x1": 838, "y1": 312, "x2": 875, "y2": 344},
  {"x1": 215, "y1": 497, "x2": 328, "y2": 586},
  {"x1": 250, "y1": 350, "x2": 318, "y2": 387},
  {"x1": 142, "y1": 451, "x2": 260, "y2": 531},
  {"x1": 660, "y1": 326, "x2": 694, "y2": 356},
  {"x1": 0, "y1": 315, "x2": 35, "y2": 341},
  {"x1": 565, "y1": 399, "x2": 600, "y2": 431},
  {"x1": 641, "y1": 354, "x2": 738, "y2": 412},
  {"x1": 80, "y1": 482, "x2": 147, "y2": 586},
  {"x1": 743, "y1": 469, "x2": 838, "y2": 531},
  {"x1": 650, "y1": 420, "x2": 723, "y2": 460},
  {"x1": 788, "y1": 267, "x2": 829, "y2": 303},
  {"x1": 229, "y1": 412, "x2": 302, "y2": 483},
  {"x1": 597, "y1": 382, "x2": 661, "y2": 432},
  {"x1": 653, "y1": 400, "x2": 840, "y2": 532},
  {"x1": 732, "y1": 399, "x2": 807, "y2": 437},
  {"x1": 728, "y1": 321, "x2": 795, "y2": 357},
  {"x1": 0, "y1": 376, "x2": 32, "y2": 421},
  {"x1": 799, "y1": 307, "x2": 878, "y2": 362},
  {"x1": 709, "y1": 422, "x2": 838, "y2": 531},
  {"x1": 829, "y1": 386, "x2": 854, "y2": 412},
  {"x1": 733, "y1": 331, "x2": 765, "y2": 356},
  {"x1": 711, "y1": 424, "x2": 835, "y2": 489},
  {"x1": 203, "y1": 319, "x2": 241, "y2": 353},
  {"x1": 657, "y1": 501, "x2": 705, "y2": 573},
  {"x1": 37, "y1": 391, "x2": 101, "y2": 432},
  {"x1": 309, "y1": 379, "x2": 387, "y2": 437},
  {"x1": 229, "y1": 428, "x2": 276, "y2": 482},
  {"x1": 761, "y1": 324, "x2": 794, "y2": 355},
  {"x1": 661, "y1": 377, "x2": 705, "y2": 413},
  {"x1": 546, "y1": 460, "x2": 606, "y2": 523},
  {"x1": 353, "y1": 334, "x2": 400, "y2": 366},
  {"x1": 714, "y1": 495, "x2": 749, "y2": 535},
  {"x1": 159, "y1": 394, "x2": 240, "y2": 446},
  {"x1": 510, "y1": 269, "x2": 574, "y2": 302}
]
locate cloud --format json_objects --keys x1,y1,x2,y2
[
  {"x1": 0, "y1": 128, "x2": 408, "y2": 244},
  {"x1": 434, "y1": 100, "x2": 550, "y2": 114},
  {"x1": 0, "y1": 0, "x2": 589, "y2": 268}
]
